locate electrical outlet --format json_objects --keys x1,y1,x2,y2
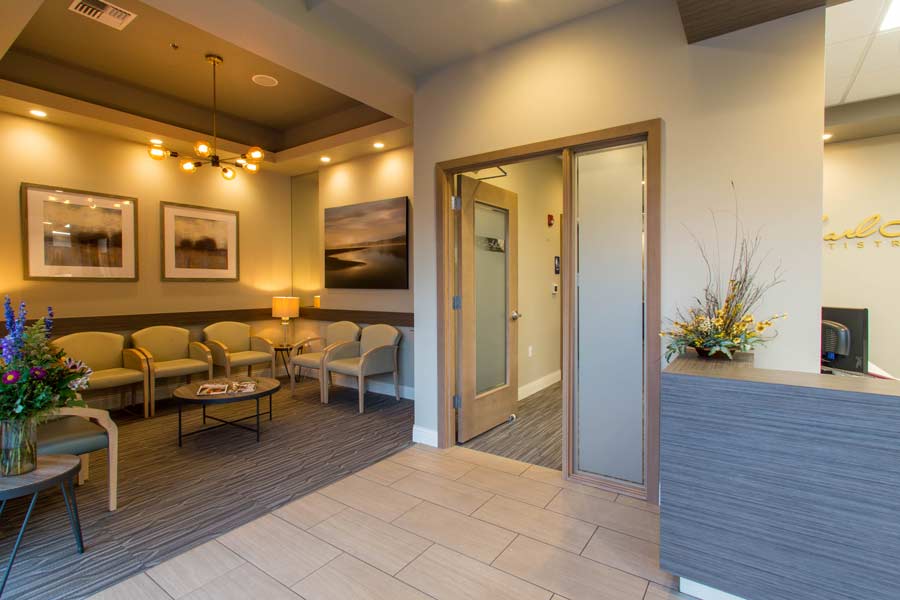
[
  {"x1": 528, "y1": 345, "x2": 533, "y2": 357},
  {"x1": 552, "y1": 283, "x2": 559, "y2": 295}
]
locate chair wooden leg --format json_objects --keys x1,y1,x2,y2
[
  {"x1": 358, "y1": 374, "x2": 365, "y2": 414},
  {"x1": 107, "y1": 435, "x2": 118, "y2": 511},
  {"x1": 247, "y1": 365, "x2": 252, "y2": 377},
  {"x1": 148, "y1": 376, "x2": 156, "y2": 418},
  {"x1": 322, "y1": 370, "x2": 330, "y2": 404},
  {"x1": 393, "y1": 369, "x2": 401, "y2": 402},
  {"x1": 271, "y1": 356, "x2": 276, "y2": 378},
  {"x1": 78, "y1": 454, "x2": 89, "y2": 485},
  {"x1": 290, "y1": 364, "x2": 296, "y2": 393},
  {"x1": 143, "y1": 381, "x2": 149, "y2": 419},
  {"x1": 225, "y1": 363, "x2": 231, "y2": 378}
]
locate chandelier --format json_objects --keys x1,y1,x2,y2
[{"x1": 147, "y1": 54, "x2": 264, "y2": 180}]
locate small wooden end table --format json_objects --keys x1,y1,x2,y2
[
  {"x1": 173, "y1": 377, "x2": 280, "y2": 446},
  {"x1": 273, "y1": 345, "x2": 293, "y2": 378},
  {"x1": 0, "y1": 454, "x2": 83, "y2": 596}
]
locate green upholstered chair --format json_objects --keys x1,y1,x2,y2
[
  {"x1": 37, "y1": 406, "x2": 118, "y2": 511},
  {"x1": 202, "y1": 321, "x2": 275, "y2": 378},
  {"x1": 289, "y1": 320, "x2": 360, "y2": 398},
  {"x1": 132, "y1": 326, "x2": 214, "y2": 417},
  {"x1": 54, "y1": 332, "x2": 152, "y2": 417},
  {"x1": 322, "y1": 324, "x2": 402, "y2": 413}
]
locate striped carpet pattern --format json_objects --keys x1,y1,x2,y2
[
  {"x1": 0, "y1": 379, "x2": 413, "y2": 599},
  {"x1": 462, "y1": 382, "x2": 562, "y2": 469}
]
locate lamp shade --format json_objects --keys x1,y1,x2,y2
[{"x1": 272, "y1": 296, "x2": 300, "y2": 318}]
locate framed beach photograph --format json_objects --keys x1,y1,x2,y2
[
  {"x1": 324, "y1": 196, "x2": 409, "y2": 289},
  {"x1": 161, "y1": 202, "x2": 239, "y2": 281},
  {"x1": 20, "y1": 183, "x2": 138, "y2": 281}
]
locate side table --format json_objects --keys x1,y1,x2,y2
[
  {"x1": 273, "y1": 345, "x2": 292, "y2": 379},
  {"x1": 0, "y1": 454, "x2": 83, "y2": 596}
]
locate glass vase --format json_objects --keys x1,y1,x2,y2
[{"x1": 1, "y1": 418, "x2": 37, "y2": 476}]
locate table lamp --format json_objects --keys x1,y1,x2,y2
[{"x1": 272, "y1": 296, "x2": 300, "y2": 346}]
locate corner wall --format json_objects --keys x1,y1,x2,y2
[{"x1": 413, "y1": 0, "x2": 825, "y2": 435}]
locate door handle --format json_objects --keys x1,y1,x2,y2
[{"x1": 510, "y1": 311, "x2": 522, "y2": 321}]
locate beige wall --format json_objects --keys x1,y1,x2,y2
[
  {"x1": 823, "y1": 133, "x2": 900, "y2": 377},
  {"x1": 0, "y1": 112, "x2": 292, "y2": 322},
  {"x1": 412, "y1": 0, "x2": 825, "y2": 435},
  {"x1": 290, "y1": 146, "x2": 415, "y2": 394}
]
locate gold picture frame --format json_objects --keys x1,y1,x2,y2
[{"x1": 160, "y1": 202, "x2": 239, "y2": 282}]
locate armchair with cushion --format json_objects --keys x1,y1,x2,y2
[
  {"x1": 131, "y1": 326, "x2": 213, "y2": 417},
  {"x1": 54, "y1": 332, "x2": 152, "y2": 417},
  {"x1": 38, "y1": 406, "x2": 118, "y2": 511},
  {"x1": 202, "y1": 321, "x2": 275, "y2": 378},
  {"x1": 289, "y1": 320, "x2": 360, "y2": 397},
  {"x1": 322, "y1": 324, "x2": 402, "y2": 413}
]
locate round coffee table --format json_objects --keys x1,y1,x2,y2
[
  {"x1": 173, "y1": 377, "x2": 280, "y2": 446},
  {"x1": 0, "y1": 454, "x2": 83, "y2": 595}
]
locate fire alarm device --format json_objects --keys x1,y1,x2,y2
[{"x1": 547, "y1": 214, "x2": 554, "y2": 227}]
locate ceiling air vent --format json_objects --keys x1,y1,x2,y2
[{"x1": 68, "y1": 0, "x2": 137, "y2": 31}]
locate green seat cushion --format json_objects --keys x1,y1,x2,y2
[
  {"x1": 154, "y1": 358, "x2": 210, "y2": 378},
  {"x1": 229, "y1": 350, "x2": 272, "y2": 367},
  {"x1": 327, "y1": 357, "x2": 362, "y2": 376},
  {"x1": 37, "y1": 416, "x2": 107, "y2": 456},
  {"x1": 89, "y1": 367, "x2": 145, "y2": 389},
  {"x1": 291, "y1": 351, "x2": 324, "y2": 369}
]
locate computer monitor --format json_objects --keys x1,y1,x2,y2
[{"x1": 821, "y1": 306, "x2": 868, "y2": 374}]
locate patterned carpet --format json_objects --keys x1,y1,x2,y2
[
  {"x1": 462, "y1": 382, "x2": 562, "y2": 469},
  {"x1": 0, "y1": 378, "x2": 413, "y2": 599}
]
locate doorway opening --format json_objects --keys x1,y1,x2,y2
[{"x1": 435, "y1": 120, "x2": 662, "y2": 502}]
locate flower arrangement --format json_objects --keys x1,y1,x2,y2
[
  {"x1": 661, "y1": 219, "x2": 785, "y2": 361},
  {"x1": 0, "y1": 297, "x2": 91, "y2": 475}
]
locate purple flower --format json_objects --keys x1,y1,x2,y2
[
  {"x1": 45, "y1": 306, "x2": 54, "y2": 335},
  {"x1": 2, "y1": 370, "x2": 21, "y2": 384},
  {"x1": 30, "y1": 367, "x2": 47, "y2": 380}
]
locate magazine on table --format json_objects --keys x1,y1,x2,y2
[{"x1": 196, "y1": 380, "x2": 258, "y2": 396}]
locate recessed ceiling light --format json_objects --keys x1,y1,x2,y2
[
  {"x1": 373, "y1": 142, "x2": 385, "y2": 149},
  {"x1": 149, "y1": 138, "x2": 163, "y2": 145},
  {"x1": 251, "y1": 74, "x2": 279, "y2": 87},
  {"x1": 320, "y1": 156, "x2": 331, "y2": 163},
  {"x1": 29, "y1": 109, "x2": 47, "y2": 118},
  {"x1": 822, "y1": 133, "x2": 833, "y2": 141},
  {"x1": 882, "y1": 0, "x2": 900, "y2": 31}
]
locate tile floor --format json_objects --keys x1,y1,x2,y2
[{"x1": 88, "y1": 445, "x2": 697, "y2": 600}]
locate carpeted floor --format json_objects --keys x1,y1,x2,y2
[
  {"x1": 0, "y1": 378, "x2": 413, "y2": 600},
  {"x1": 462, "y1": 382, "x2": 561, "y2": 469}
]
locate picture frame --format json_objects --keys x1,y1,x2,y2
[
  {"x1": 160, "y1": 202, "x2": 239, "y2": 281},
  {"x1": 324, "y1": 196, "x2": 409, "y2": 289},
  {"x1": 20, "y1": 183, "x2": 138, "y2": 281}
]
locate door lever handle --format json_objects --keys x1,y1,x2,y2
[{"x1": 510, "y1": 311, "x2": 522, "y2": 321}]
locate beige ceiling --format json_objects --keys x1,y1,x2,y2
[
  {"x1": 309, "y1": 0, "x2": 626, "y2": 77},
  {"x1": 1, "y1": 0, "x2": 389, "y2": 149}
]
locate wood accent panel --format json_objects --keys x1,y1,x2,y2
[
  {"x1": 677, "y1": 0, "x2": 825, "y2": 44},
  {"x1": 660, "y1": 354, "x2": 900, "y2": 599},
  {"x1": 26, "y1": 307, "x2": 413, "y2": 337}
]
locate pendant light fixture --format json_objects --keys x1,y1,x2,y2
[{"x1": 147, "y1": 54, "x2": 264, "y2": 180}]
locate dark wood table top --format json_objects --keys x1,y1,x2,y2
[
  {"x1": 173, "y1": 377, "x2": 281, "y2": 405},
  {"x1": 0, "y1": 455, "x2": 80, "y2": 500}
]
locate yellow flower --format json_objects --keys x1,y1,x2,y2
[
  {"x1": 732, "y1": 338, "x2": 741, "y2": 344},
  {"x1": 755, "y1": 322, "x2": 767, "y2": 333}
]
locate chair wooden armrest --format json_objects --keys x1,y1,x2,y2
[
  {"x1": 291, "y1": 336, "x2": 323, "y2": 355},
  {"x1": 360, "y1": 345, "x2": 399, "y2": 376},
  {"x1": 123, "y1": 348, "x2": 150, "y2": 373},
  {"x1": 206, "y1": 340, "x2": 230, "y2": 366},
  {"x1": 251, "y1": 336, "x2": 274, "y2": 354},
  {"x1": 57, "y1": 406, "x2": 118, "y2": 511},
  {"x1": 324, "y1": 341, "x2": 361, "y2": 363},
  {"x1": 189, "y1": 341, "x2": 213, "y2": 363}
]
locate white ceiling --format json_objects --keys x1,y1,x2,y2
[
  {"x1": 826, "y1": 0, "x2": 900, "y2": 106},
  {"x1": 310, "y1": 0, "x2": 626, "y2": 77}
]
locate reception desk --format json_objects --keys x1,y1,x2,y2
[{"x1": 660, "y1": 353, "x2": 900, "y2": 600}]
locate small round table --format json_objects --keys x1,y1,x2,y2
[
  {"x1": 0, "y1": 454, "x2": 83, "y2": 595},
  {"x1": 273, "y1": 345, "x2": 293, "y2": 379},
  {"x1": 173, "y1": 377, "x2": 281, "y2": 446}
]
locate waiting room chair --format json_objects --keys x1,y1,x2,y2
[
  {"x1": 38, "y1": 405, "x2": 118, "y2": 511},
  {"x1": 289, "y1": 321, "x2": 360, "y2": 398},
  {"x1": 203, "y1": 321, "x2": 275, "y2": 378},
  {"x1": 54, "y1": 332, "x2": 152, "y2": 418},
  {"x1": 131, "y1": 325, "x2": 214, "y2": 417},
  {"x1": 322, "y1": 324, "x2": 402, "y2": 413}
]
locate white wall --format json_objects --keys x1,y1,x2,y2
[
  {"x1": 413, "y1": 0, "x2": 825, "y2": 435},
  {"x1": 823, "y1": 134, "x2": 900, "y2": 377}
]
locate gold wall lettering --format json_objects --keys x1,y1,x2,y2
[{"x1": 823, "y1": 214, "x2": 900, "y2": 242}]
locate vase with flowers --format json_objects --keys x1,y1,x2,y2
[
  {"x1": 661, "y1": 215, "x2": 786, "y2": 361},
  {"x1": 0, "y1": 297, "x2": 91, "y2": 476}
]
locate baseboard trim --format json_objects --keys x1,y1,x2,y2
[
  {"x1": 518, "y1": 369, "x2": 561, "y2": 400},
  {"x1": 317, "y1": 371, "x2": 414, "y2": 400},
  {"x1": 412, "y1": 425, "x2": 438, "y2": 447}
]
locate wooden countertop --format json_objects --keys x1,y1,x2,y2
[{"x1": 665, "y1": 351, "x2": 900, "y2": 399}]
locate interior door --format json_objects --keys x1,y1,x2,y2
[{"x1": 457, "y1": 175, "x2": 519, "y2": 443}]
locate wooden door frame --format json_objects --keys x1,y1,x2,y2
[{"x1": 435, "y1": 118, "x2": 662, "y2": 504}]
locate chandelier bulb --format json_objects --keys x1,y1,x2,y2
[
  {"x1": 148, "y1": 144, "x2": 168, "y2": 160},
  {"x1": 194, "y1": 140, "x2": 212, "y2": 158},
  {"x1": 246, "y1": 146, "x2": 264, "y2": 163},
  {"x1": 221, "y1": 166, "x2": 236, "y2": 181},
  {"x1": 179, "y1": 158, "x2": 198, "y2": 173},
  {"x1": 242, "y1": 162, "x2": 259, "y2": 174}
]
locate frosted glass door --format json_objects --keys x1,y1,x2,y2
[
  {"x1": 575, "y1": 143, "x2": 646, "y2": 486},
  {"x1": 475, "y1": 202, "x2": 509, "y2": 394}
]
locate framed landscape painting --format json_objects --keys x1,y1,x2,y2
[
  {"x1": 20, "y1": 183, "x2": 138, "y2": 281},
  {"x1": 324, "y1": 196, "x2": 408, "y2": 289},
  {"x1": 161, "y1": 202, "x2": 239, "y2": 281}
]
